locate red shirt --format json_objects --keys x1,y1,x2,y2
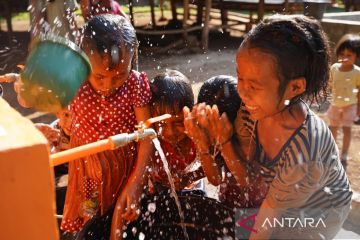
[
  {"x1": 151, "y1": 139, "x2": 197, "y2": 183},
  {"x1": 71, "y1": 71, "x2": 151, "y2": 144}
]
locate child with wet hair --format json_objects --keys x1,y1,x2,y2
[
  {"x1": 148, "y1": 69, "x2": 202, "y2": 191},
  {"x1": 195, "y1": 75, "x2": 267, "y2": 209},
  {"x1": 116, "y1": 69, "x2": 206, "y2": 240},
  {"x1": 185, "y1": 15, "x2": 352, "y2": 239},
  {"x1": 327, "y1": 33, "x2": 360, "y2": 170},
  {"x1": 61, "y1": 14, "x2": 153, "y2": 235}
]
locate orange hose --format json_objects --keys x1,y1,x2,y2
[{"x1": 50, "y1": 139, "x2": 111, "y2": 167}]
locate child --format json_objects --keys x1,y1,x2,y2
[
  {"x1": 148, "y1": 69, "x2": 201, "y2": 190},
  {"x1": 111, "y1": 69, "x2": 206, "y2": 239},
  {"x1": 196, "y1": 75, "x2": 267, "y2": 209},
  {"x1": 185, "y1": 15, "x2": 352, "y2": 239},
  {"x1": 327, "y1": 33, "x2": 360, "y2": 170},
  {"x1": 60, "y1": 14, "x2": 153, "y2": 234}
]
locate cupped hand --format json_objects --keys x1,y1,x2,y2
[
  {"x1": 208, "y1": 105, "x2": 233, "y2": 145},
  {"x1": 183, "y1": 106, "x2": 211, "y2": 153}
]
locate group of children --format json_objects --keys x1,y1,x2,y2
[{"x1": 1, "y1": 11, "x2": 359, "y2": 240}]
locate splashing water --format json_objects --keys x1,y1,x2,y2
[{"x1": 152, "y1": 138, "x2": 189, "y2": 240}]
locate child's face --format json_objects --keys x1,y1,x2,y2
[
  {"x1": 153, "y1": 107, "x2": 187, "y2": 145},
  {"x1": 338, "y1": 48, "x2": 357, "y2": 67},
  {"x1": 236, "y1": 47, "x2": 292, "y2": 120},
  {"x1": 56, "y1": 108, "x2": 72, "y2": 136},
  {"x1": 87, "y1": 49, "x2": 131, "y2": 94}
]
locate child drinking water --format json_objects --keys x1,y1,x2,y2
[
  {"x1": 61, "y1": 14, "x2": 153, "y2": 234},
  {"x1": 327, "y1": 34, "x2": 360, "y2": 170},
  {"x1": 185, "y1": 15, "x2": 352, "y2": 239}
]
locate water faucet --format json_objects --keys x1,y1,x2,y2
[
  {"x1": 50, "y1": 114, "x2": 171, "y2": 167},
  {"x1": 109, "y1": 128, "x2": 157, "y2": 149}
]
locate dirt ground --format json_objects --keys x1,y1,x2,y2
[{"x1": 1, "y1": 17, "x2": 359, "y2": 195}]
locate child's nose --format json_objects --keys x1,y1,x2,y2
[{"x1": 103, "y1": 78, "x2": 112, "y2": 90}]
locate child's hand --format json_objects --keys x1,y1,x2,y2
[
  {"x1": 183, "y1": 106, "x2": 211, "y2": 153},
  {"x1": 0, "y1": 73, "x2": 19, "y2": 83},
  {"x1": 35, "y1": 123, "x2": 60, "y2": 144},
  {"x1": 192, "y1": 103, "x2": 218, "y2": 145},
  {"x1": 208, "y1": 105, "x2": 233, "y2": 146},
  {"x1": 111, "y1": 179, "x2": 143, "y2": 239},
  {"x1": 0, "y1": 73, "x2": 31, "y2": 108}
]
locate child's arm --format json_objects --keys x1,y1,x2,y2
[
  {"x1": 112, "y1": 105, "x2": 153, "y2": 222},
  {"x1": 111, "y1": 105, "x2": 153, "y2": 240},
  {"x1": 184, "y1": 106, "x2": 222, "y2": 186}
]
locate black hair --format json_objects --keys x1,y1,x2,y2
[
  {"x1": 150, "y1": 69, "x2": 194, "y2": 114},
  {"x1": 240, "y1": 15, "x2": 331, "y2": 104},
  {"x1": 335, "y1": 34, "x2": 360, "y2": 58},
  {"x1": 197, "y1": 75, "x2": 240, "y2": 123},
  {"x1": 81, "y1": 14, "x2": 138, "y2": 70}
]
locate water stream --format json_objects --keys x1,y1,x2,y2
[{"x1": 152, "y1": 138, "x2": 189, "y2": 240}]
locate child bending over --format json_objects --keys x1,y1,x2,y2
[
  {"x1": 61, "y1": 14, "x2": 153, "y2": 235},
  {"x1": 185, "y1": 15, "x2": 352, "y2": 239}
]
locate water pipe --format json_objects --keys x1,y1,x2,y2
[{"x1": 49, "y1": 114, "x2": 171, "y2": 167}]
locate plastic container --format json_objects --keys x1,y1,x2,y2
[{"x1": 20, "y1": 35, "x2": 91, "y2": 113}]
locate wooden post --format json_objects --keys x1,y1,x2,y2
[
  {"x1": 182, "y1": 0, "x2": 189, "y2": 41},
  {"x1": 201, "y1": 0, "x2": 212, "y2": 51},
  {"x1": 258, "y1": 0, "x2": 265, "y2": 21},
  {"x1": 128, "y1": 0, "x2": 135, "y2": 26},
  {"x1": 149, "y1": 0, "x2": 157, "y2": 28},
  {"x1": 3, "y1": 0, "x2": 13, "y2": 41}
]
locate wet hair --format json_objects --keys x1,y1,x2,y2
[
  {"x1": 81, "y1": 14, "x2": 138, "y2": 70},
  {"x1": 335, "y1": 34, "x2": 360, "y2": 58},
  {"x1": 197, "y1": 75, "x2": 240, "y2": 123},
  {"x1": 239, "y1": 15, "x2": 331, "y2": 104},
  {"x1": 150, "y1": 69, "x2": 194, "y2": 115}
]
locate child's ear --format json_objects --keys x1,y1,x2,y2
[{"x1": 289, "y1": 77, "x2": 306, "y2": 97}]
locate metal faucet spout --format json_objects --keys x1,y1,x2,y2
[{"x1": 109, "y1": 128, "x2": 157, "y2": 149}]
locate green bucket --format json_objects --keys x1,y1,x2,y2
[{"x1": 20, "y1": 35, "x2": 91, "y2": 113}]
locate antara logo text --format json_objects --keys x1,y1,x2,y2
[
  {"x1": 261, "y1": 217, "x2": 326, "y2": 228},
  {"x1": 236, "y1": 214, "x2": 326, "y2": 233}
]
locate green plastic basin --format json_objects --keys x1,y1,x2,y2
[{"x1": 20, "y1": 35, "x2": 91, "y2": 113}]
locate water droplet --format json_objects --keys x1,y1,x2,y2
[{"x1": 147, "y1": 202, "x2": 156, "y2": 213}]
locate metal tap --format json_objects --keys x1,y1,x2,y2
[
  {"x1": 50, "y1": 114, "x2": 171, "y2": 167},
  {"x1": 109, "y1": 128, "x2": 157, "y2": 149}
]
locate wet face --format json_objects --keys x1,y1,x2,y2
[
  {"x1": 87, "y1": 48, "x2": 131, "y2": 95},
  {"x1": 153, "y1": 106, "x2": 187, "y2": 145},
  {"x1": 338, "y1": 48, "x2": 357, "y2": 68},
  {"x1": 236, "y1": 47, "x2": 291, "y2": 120}
]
